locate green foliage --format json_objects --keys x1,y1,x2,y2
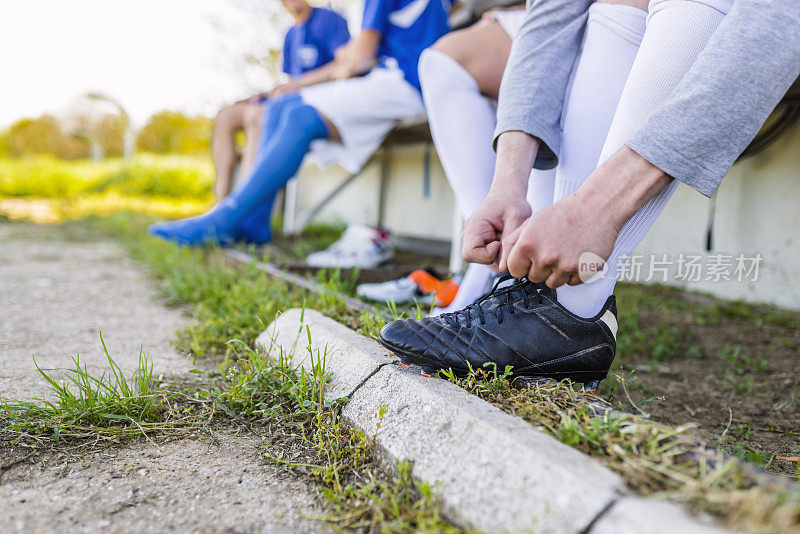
[
  {"x1": 91, "y1": 156, "x2": 214, "y2": 199},
  {"x1": 0, "y1": 155, "x2": 111, "y2": 198},
  {"x1": 0, "y1": 154, "x2": 213, "y2": 201},
  {"x1": 1, "y1": 110, "x2": 211, "y2": 160},
  {"x1": 2, "y1": 115, "x2": 89, "y2": 159},
  {"x1": 136, "y1": 111, "x2": 212, "y2": 155},
  {"x1": 218, "y1": 333, "x2": 461, "y2": 532}
]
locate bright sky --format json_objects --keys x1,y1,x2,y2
[{"x1": 0, "y1": 0, "x2": 299, "y2": 128}]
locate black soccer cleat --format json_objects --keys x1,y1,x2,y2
[{"x1": 379, "y1": 276, "x2": 618, "y2": 389}]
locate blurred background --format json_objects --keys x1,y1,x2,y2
[
  {"x1": 0, "y1": 0, "x2": 355, "y2": 220},
  {"x1": 1, "y1": 0, "x2": 799, "y2": 311}
]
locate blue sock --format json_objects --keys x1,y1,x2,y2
[
  {"x1": 148, "y1": 98, "x2": 328, "y2": 247},
  {"x1": 237, "y1": 94, "x2": 303, "y2": 244},
  {"x1": 256, "y1": 93, "x2": 302, "y2": 154}
]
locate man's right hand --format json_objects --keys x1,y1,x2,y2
[{"x1": 462, "y1": 190, "x2": 532, "y2": 271}]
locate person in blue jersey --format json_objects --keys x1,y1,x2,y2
[
  {"x1": 212, "y1": 0, "x2": 349, "y2": 200},
  {"x1": 149, "y1": 0, "x2": 453, "y2": 255}
]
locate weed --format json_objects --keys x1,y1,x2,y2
[
  {"x1": 0, "y1": 338, "x2": 213, "y2": 447},
  {"x1": 359, "y1": 307, "x2": 388, "y2": 339},
  {"x1": 444, "y1": 367, "x2": 800, "y2": 532},
  {"x1": 723, "y1": 443, "x2": 768, "y2": 468},
  {"x1": 719, "y1": 344, "x2": 768, "y2": 375},
  {"x1": 215, "y1": 330, "x2": 461, "y2": 532}
]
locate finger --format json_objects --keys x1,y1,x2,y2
[
  {"x1": 501, "y1": 213, "x2": 527, "y2": 243},
  {"x1": 527, "y1": 256, "x2": 551, "y2": 284},
  {"x1": 462, "y1": 219, "x2": 500, "y2": 265},
  {"x1": 544, "y1": 269, "x2": 571, "y2": 289},
  {"x1": 506, "y1": 245, "x2": 533, "y2": 280},
  {"x1": 567, "y1": 274, "x2": 583, "y2": 286},
  {"x1": 485, "y1": 242, "x2": 503, "y2": 273},
  {"x1": 463, "y1": 237, "x2": 500, "y2": 265},
  {"x1": 498, "y1": 225, "x2": 523, "y2": 273}
]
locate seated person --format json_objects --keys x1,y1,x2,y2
[
  {"x1": 149, "y1": 0, "x2": 455, "y2": 247},
  {"x1": 211, "y1": 0, "x2": 349, "y2": 199},
  {"x1": 379, "y1": 0, "x2": 799, "y2": 390},
  {"x1": 356, "y1": 6, "x2": 537, "y2": 310}
]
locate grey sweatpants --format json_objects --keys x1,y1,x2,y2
[{"x1": 496, "y1": 0, "x2": 800, "y2": 196}]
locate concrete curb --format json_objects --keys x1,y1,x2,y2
[{"x1": 256, "y1": 309, "x2": 735, "y2": 533}]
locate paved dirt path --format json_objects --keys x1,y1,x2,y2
[
  {"x1": 0, "y1": 223, "x2": 191, "y2": 399},
  {"x1": 0, "y1": 222, "x2": 325, "y2": 533}
]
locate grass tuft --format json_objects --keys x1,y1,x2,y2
[
  {"x1": 443, "y1": 366, "x2": 800, "y2": 533},
  {"x1": 0, "y1": 337, "x2": 213, "y2": 447},
  {"x1": 217, "y1": 327, "x2": 461, "y2": 532}
]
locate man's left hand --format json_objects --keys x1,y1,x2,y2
[
  {"x1": 501, "y1": 146, "x2": 673, "y2": 288},
  {"x1": 502, "y1": 192, "x2": 619, "y2": 288}
]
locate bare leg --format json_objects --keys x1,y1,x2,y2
[
  {"x1": 431, "y1": 19, "x2": 512, "y2": 99},
  {"x1": 240, "y1": 102, "x2": 266, "y2": 177},
  {"x1": 212, "y1": 102, "x2": 248, "y2": 199}
]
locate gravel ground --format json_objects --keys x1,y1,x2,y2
[{"x1": 0, "y1": 222, "x2": 326, "y2": 533}]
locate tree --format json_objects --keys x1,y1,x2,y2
[
  {"x1": 95, "y1": 114, "x2": 126, "y2": 157},
  {"x1": 3, "y1": 115, "x2": 89, "y2": 159},
  {"x1": 136, "y1": 111, "x2": 212, "y2": 155}
]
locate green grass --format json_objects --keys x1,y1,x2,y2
[
  {"x1": 443, "y1": 365, "x2": 800, "y2": 533},
  {"x1": 0, "y1": 324, "x2": 461, "y2": 532},
  {"x1": 220, "y1": 333, "x2": 461, "y2": 532},
  {"x1": 0, "y1": 337, "x2": 211, "y2": 446},
  {"x1": 4, "y1": 213, "x2": 799, "y2": 532},
  {"x1": 0, "y1": 215, "x2": 461, "y2": 533},
  {"x1": 0, "y1": 154, "x2": 213, "y2": 201}
]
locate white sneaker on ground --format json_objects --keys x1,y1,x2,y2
[
  {"x1": 358, "y1": 275, "x2": 435, "y2": 306},
  {"x1": 306, "y1": 224, "x2": 393, "y2": 269},
  {"x1": 357, "y1": 269, "x2": 460, "y2": 307}
]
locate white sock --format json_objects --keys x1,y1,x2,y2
[
  {"x1": 419, "y1": 48, "x2": 499, "y2": 314},
  {"x1": 437, "y1": 167, "x2": 557, "y2": 314},
  {"x1": 528, "y1": 168, "x2": 556, "y2": 213},
  {"x1": 556, "y1": 0, "x2": 730, "y2": 318},
  {"x1": 420, "y1": 48, "x2": 557, "y2": 314},
  {"x1": 419, "y1": 48, "x2": 497, "y2": 215},
  {"x1": 551, "y1": 5, "x2": 648, "y2": 204}
]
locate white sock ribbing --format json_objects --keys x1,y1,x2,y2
[
  {"x1": 556, "y1": 0, "x2": 731, "y2": 318},
  {"x1": 419, "y1": 48, "x2": 497, "y2": 215},
  {"x1": 420, "y1": 48, "x2": 556, "y2": 313},
  {"x1": 419, "y1": 48, "x2": 498, "y2": 313}
]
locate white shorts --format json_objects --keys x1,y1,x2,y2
[
  {"x1": 490, "y1": 10, "x2": 525, "y2": 38},
  {"x1": 300, "y1": 66, "x2": 425, "y2": 173}
]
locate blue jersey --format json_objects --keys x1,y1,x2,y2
[
  {"x1": 283, "y1": 8, "x2": 350, "y2": 78},
  {"x1": 362, "y1": 0, "x2": 452, "y2": 91}
]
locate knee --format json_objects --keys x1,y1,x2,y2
[
  {"x1": 263, "y1": 93, "x2": 301, "y2": 124},
  {"x1": 419, "y1": 48, "x2": 461, "y2": 94},
  {"x1": 215, "y1": 104, "x2": 237, "y2": 128},
  {"x1": 244, "y1": 104, "x2": 264, "y2": 132},
  {"x1": 283, "y1": 103, "x2": 318, "y2": 125},
  {"x1": 430, "y1": 28, "x2": 470, "y2": 65},
  {"x1": 282, "y1": 104, "x2": 328, "y2": 138}
]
